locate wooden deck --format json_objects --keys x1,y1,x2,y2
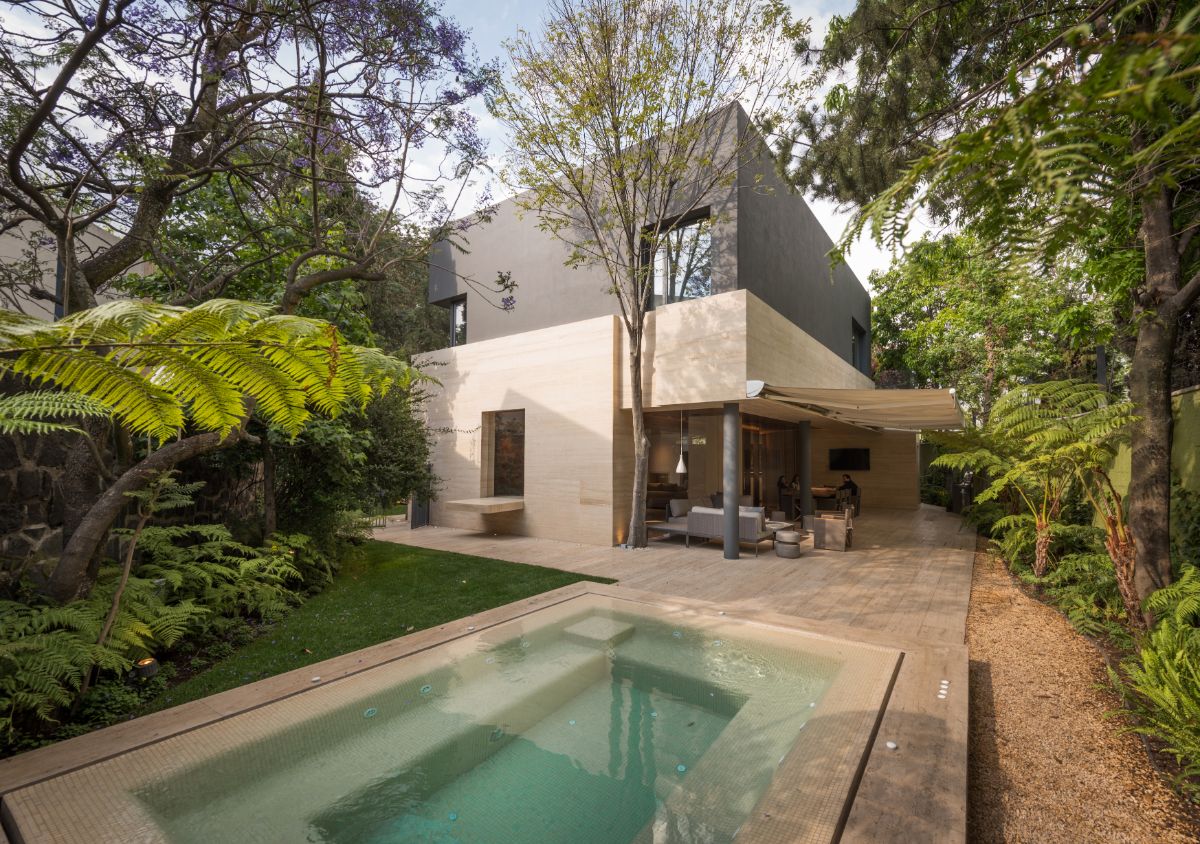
[{"x1": 376, "y1": 503, "x2": 975, "y2": 646}]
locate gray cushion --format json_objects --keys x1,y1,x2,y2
[
  {"x1": 668, "y1": 498, "x2": 691, "y2": 518},
  {"x1": 775, "y1": 530, "x2": 803, "y2": 544},
  {"x1": 739, "y1": 505, "x2": 765, "y2": 517}
]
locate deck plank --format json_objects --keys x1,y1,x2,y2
[{"x1": 378, "y1": 504, "x2": 975, "y2": 646}]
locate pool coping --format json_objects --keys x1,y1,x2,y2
[{"x1": 0, "y1": 582, "x2": 967, "y2": 843}]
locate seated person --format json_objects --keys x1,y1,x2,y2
[{"x1": 836, "y1": 474, "x2": 859, "y2": 513}]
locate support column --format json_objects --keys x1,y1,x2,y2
[
  {"x1": 723, "y1": 402, "x2": 740, "y2": 560},
  {"x1": 798, "y1": 421, "x2": 812, "y2": 517}
]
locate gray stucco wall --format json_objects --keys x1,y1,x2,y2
[
  {"x1": 735, "y1": 142, "x2": 872, "y2": 374},
  {"x1": 428, "y1": 104, "x2": 870, "y2": 362},
  {"x1": 427, "y1": 199, "x2": 620, "y2": 344}
]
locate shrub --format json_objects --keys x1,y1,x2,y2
[
  {"x1": 0, "y1": 517, "x2": 326, "y2": 753},
  {"x1": 1038, "y1": 552, "x2": 1132, "y2": 646},
  {"x1": 1111, "y1": 615, "x2": 1200, "y2": 801}
]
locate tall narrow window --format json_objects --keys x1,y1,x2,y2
[
  {"x1": 851, "y1": 319, "x2": 867, "y2": 373},
  {"x1": 651, "y1": 216, "x2": 713, "y2": 307},
  {"x1": 492, "y1": 410, "x2": 525, "y2": 496},
  {"x1": 450, "y1": 297, "x2": 467, "y2": 346}
]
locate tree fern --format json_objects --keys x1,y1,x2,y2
[
  {"x1": 0, "y1": 299, "x2": 422, "y2": 440},
  {"x1": 0, "y1": 391, "x2": 112, "y2": 435}
]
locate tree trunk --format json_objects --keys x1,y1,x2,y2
[
  {"x1": 1033, "y1": 518, "x2": 1051, "y2": 578},
  {"x1": 44, "y1": 429, "x2": 255, "y2": 603},
  {"x1": 1127, "y1": 187, "x2": 1181, "y2": 607},
  {"x1": 626, "y1": 331, "x2": 650, "y2": 547},
  {"x1": 262, "y1": 438, "x2": 277, "y2": 538}
]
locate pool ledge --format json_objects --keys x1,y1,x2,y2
[{"x1": 0, "y1": 581, "x2": 967, "y2": 844}]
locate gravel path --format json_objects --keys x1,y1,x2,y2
[{"x1": 967, "y1": 545, "x2": 1200, "y2": 843}]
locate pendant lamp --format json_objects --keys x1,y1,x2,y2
[{"x1": 675, "y1": 411, "x2": 687, "y2": 474}]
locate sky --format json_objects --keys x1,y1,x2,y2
[{"x1": 440, "y1": 0, "x2": 938, "y2": 287}]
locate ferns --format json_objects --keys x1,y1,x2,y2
[
  {"x1": 0, "y1": 518, "x2": 325, "y2": 750},
  {"x1": 0, "y1": 602, "x2": 106, "y2": 738},
  {"x1": 1111, "y1": 618, "x2": 1200, "y2": 799},
  {"x1": 1147, "y1": 564, "x2": 1200, "y2": 628},
  {"x1": 0, "y1": 299, "x2": 422, "y2": 440},
  {"x1": 0, "y1": 391, "x2": 111, "y2": 435}
]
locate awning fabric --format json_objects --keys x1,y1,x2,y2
[{"x1": 746, "y1": 381, "x2": 963, "y2": 431}]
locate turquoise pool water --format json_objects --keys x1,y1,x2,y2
[
  {"x1": 316, "y1": 674, "x2": 732, "y2": 843},
  {"x1": 136, "y1": 608, "x2": 843, "y2": 844}
]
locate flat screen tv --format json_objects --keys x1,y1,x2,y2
[{"x1": 829, "y1": 448, "x2": 870, "y2": 471}]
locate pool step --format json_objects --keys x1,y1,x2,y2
[{"x1": 139, "y1": 638, "x2": 608, "y2": 844}]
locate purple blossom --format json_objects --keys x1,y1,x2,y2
[{"x1": 501, "y1": 295, "x2": 516, "y2": 311}]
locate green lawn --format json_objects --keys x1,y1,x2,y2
[{"x1": 145, "y1": 540, "x2": 611, "y2": 711}]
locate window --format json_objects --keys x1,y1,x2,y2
[
  {"x1": 450, "y1": 297, "x2": 467, "y2": 347},
  {"x1": 492, "y1": 409, "x2": 525, "y2": 496},
  {"x1": 650, "y1": 215, "x2": 713, "y2": 307},
  {"x1": 851, "y1": 319, "x2": 867, "y2": 373}
]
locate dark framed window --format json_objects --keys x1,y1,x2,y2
[
  {"x1": 492, "y1": 409, "x2": 525, "y2": 496},
  {"x1": 851, "y1": 319, "x2": 867, "y2": 373},
  {"x1": 450, "y1": 297, "x2": 467, "y2": 347},
  {"x1": 647, "y1": 212, "x2": 713, "y2": 308}
]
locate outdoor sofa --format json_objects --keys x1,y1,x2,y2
[{"x1": 645, "y1": 498, "x2": 775, "y2": 555}]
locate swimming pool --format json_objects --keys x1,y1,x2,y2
[{"x1": 2, "y1": 591, "x2": 901, "y2": 843}]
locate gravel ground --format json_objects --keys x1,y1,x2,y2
[{"x1": 967, "y1": 544, "x2": 1200, "y2": 843}]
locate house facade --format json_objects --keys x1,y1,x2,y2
[{"x1": 419, "y1": 128, "x2": 957, "y2": 551}]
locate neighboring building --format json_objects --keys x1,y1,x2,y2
[
  {"x1": 0, "y1": 222, "x2": 138, "y2": 319},
  {"x1": 420, "y1": 110, "x2": 958, "y2": 551}
]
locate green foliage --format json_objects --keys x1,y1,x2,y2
[
  {"x1": 145, "y1": 541, "x2": 614, "y2": 712},
  {"x1": 127, "y1": 524, "x2": 306, "y2": 621},
  {"x1": 870, "y1": 231, "x2": 1106, "y2": 424},
  {"x1": 778, "y1": 0, "x2": 1086, "y2": 209},
  {"x1": 1039, "y1": 552, "x2": 1132, "y2": 646},
  {"x1": 933, "y1": 381, "x2": 1134, "y2": 577},
  {"x1": 837, "y1": 3, "x2": 1200, "y2": 276},
  {"x1": 0, "y1": 601, "x2": 108, "y2": 737},
  {"x1": 1147, "y1": 563, "x2": 1200, "y2": 628},
  {"x1": 0, "y1": 299, "x2": 418, "y2": 440},
  {"x1": 1172, "y1": 483, "x2": 1200, "y2": 570},
  {"x1": 0, "y1": 390, "x2": 111, "y2": 436},
  {"x1": 0, "y1": 490, "x2": 328, "y2": 752},
  {"x1": 920, "y1": 462, "x2": 950, "y2": 507},
  {"x1": 271, "y1": 391, "x2": 433, "y2": 558},
  {"x1": 1111, "y1": 616, "x2": 1200, "y2": 800},
  {"x1": 991, "y1": 514, "x2": 1104, "y2": 575}
]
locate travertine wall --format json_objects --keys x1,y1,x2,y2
[
  {"x1": 744, "y1": 293, "x2": 874, "y2": 390},
  {"x1": 810, "y1": 426, "x2": 920, "y2": 510},
  {"x1": 618, "y1": 290, "x2": 871, "y2": 411},
  {"x1": 421, "y1": 315, "x2": 620, "y2": 545}
]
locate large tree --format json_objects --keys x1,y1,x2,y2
[
  {"x1": 871, "y1": 231, "x2": 1105, "y2": 424},
  {"x1": 0, "y1": 0, "x2": 491, "y2": 318},
  {"x1": 0, "y1": 0, "x2": 497, "y2": 589},
  {"x1": 491, "y1": 0, "x2": 806, "y2": 546},
  {"x1": 781, "y1": 0, "x2": 1200, "y2": 611}
]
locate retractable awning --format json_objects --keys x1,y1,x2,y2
[{"x1": 746, "y1": 381, "x2": 963, "y2": 431}]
